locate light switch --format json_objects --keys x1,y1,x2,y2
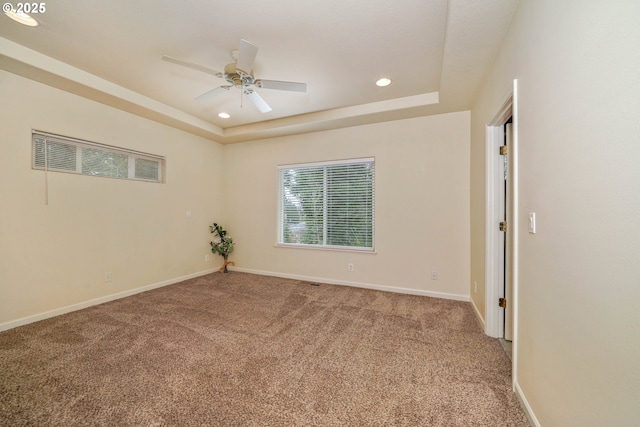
[
  {"x1": 528, "y1": 212, "x2": 536, "y2": 234},
  {"x1": 186, "y1": 210, "x2": 192, "y2": 218}
]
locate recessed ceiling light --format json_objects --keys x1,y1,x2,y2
[
  {"x1": 218, "y1": 112, "x2": 230, "y2": 119},
  {"x1": 4, "y1": 8, "x2": 39, "y2": 26},
  {"x1": 376, "y1": 78, "x2": 392, "y2": 87}
]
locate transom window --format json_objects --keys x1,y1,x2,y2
[
  {"x1": 278, "y1": 158, "x2": 375, "y2": 251},
  {"x1": 32, "y1": 130, "x2": 164, "y2": 183}
]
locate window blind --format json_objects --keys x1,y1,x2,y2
[
  {"x1": 32, "y1": 131, "x2": 164, "y2": 183},
  {"x1": 278, "y1": 158, "x2": 375, "y2": 251}
]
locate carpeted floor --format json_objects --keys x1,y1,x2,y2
[{"x1": 0, "y1": 272, "x2": 530, "y2": 426}]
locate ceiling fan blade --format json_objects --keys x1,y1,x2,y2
[
  {"x1": 195, "y1": 86, "x2": 231, "y2": 102},
  {"x1": 256, "y1": 79, "x2": 307, "y2": 92},
  {"x1": 162, "y1": 55, "x2": 221, "y2": 76},
  {"x1": 236, "y1": 39, "x2": 258, "y2": 73},
  {"x1": 244, "y1": 89, "x2": 272, "y2": 113}
]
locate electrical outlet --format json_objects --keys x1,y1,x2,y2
[
  {"x1": 348, "y1": 263, "x2": 354, "y2": 272},
  {"x1": 431, "y1": 271, "x2": 438, "y2": 280},
  {"x1": 474, "y1": 280, "x2": 478, "y2": 292},
  {"x1": 104, "y1": 272, "x2": 112, "y2": 282},
  {"x1": 205, "y1": 254, "x2": 210, "y2": 262}
]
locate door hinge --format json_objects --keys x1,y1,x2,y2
[
  {"x1": 499, "y1": 145, "x2": 508, "y2": 155},
  {"x1": 499, "y1": 298, "x2": 507, "y2": 308},
  {"x1": 499, "y1": 221, "x2": 508, "y2": 232}
]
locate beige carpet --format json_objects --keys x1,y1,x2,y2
[{"x1": 0, "y1": 272, "x2": 530, "y2": 426}]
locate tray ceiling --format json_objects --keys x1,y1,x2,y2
[{"x1": 0, "y1": 0, "x2": 519, "y2": 143}]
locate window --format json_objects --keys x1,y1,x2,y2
[
  {"x1": 32, "y1": 131, "x2": 164, "y2": 182},
  {"x1": 278, "y1": 158, "x2": 375, "y2": 251}
]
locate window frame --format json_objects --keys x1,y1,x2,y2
[
  {"x1": 277, "y1": 157, "x2": 375, "y2": 252},
  {"x1": 31, "y1": 130, "x2": 165, "y2": 183}
]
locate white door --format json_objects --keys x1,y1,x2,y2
[{"x1": 504, "y1": 122, "x2": 514, "y2": 341}]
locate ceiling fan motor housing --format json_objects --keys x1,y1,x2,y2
[{"x1": 221, "y1": 63, "x2": 254, "y2": 87}]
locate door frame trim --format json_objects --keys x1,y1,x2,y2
[{"x1": 484, "y1": 79, "x2": 519, "y2": 386}]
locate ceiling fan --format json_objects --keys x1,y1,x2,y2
[{"x1": 163, "y1": 39, "x2": 307, "y2": 113}]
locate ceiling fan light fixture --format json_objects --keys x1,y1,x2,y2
[
  {"x1": 218, "y1": 112, "x2": 230, "y2": 119},
  {"x1": 4, "y1": 8, "x2": 39, "y2": 26},
  {"x1": 376, "y1": 77, "x2": 392, "y2": 87}
]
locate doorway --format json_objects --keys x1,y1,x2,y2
[
  {"x1": 484, "y1": 79, "x2": 518, "y2": 384},
  {"x1": 503, "y1": 118, "x2": 514, "y2": 343}
]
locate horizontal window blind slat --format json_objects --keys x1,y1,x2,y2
[
  {"x1": 278, "y1": 157, "x2": 374, "y2": 170},
  {"x1": 32, "y1": 131, "x2": 164, "y2": 183},
  {"x1": 33, "y1": 139, "x2": 77, "y2": 171},
  {"x1": 32, "y1": 130, "x2": 164, "y2": 160},
  {"x1": 279, "y1": 158, "x2": 374, "y2": 250},
  {"x1": 135, "y1": 158, "x2": 160, "y2": 181}
]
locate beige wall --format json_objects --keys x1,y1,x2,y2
[
  {"x1": 0, "y1": 71, "x2": 225, "y2": 326},
  {"x1": 4, "y1": 1, "x2": 638, "y2": 422},
  {"x1": 470, "y1": 0, "x2": 640, "y2": 425},
  {"x1": 1, "y1": 69, "x2": 471, "y2": 326},
  {"x1": 224, "y1": 112, "x2": 470, "y2": 298}
]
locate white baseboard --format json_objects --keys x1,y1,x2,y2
[
  {"x1": 0, "y1": 268, "x2": 219, "y2": 332},
  {"x1": 514, "y1": 381, "x2": 541, "y2": 427},
  {"x1": 1, "y1": 266, "x2": 470, "y2": 332},
  {"x1": 230, "y1": 266, "x2": 470, "y2": 302}
]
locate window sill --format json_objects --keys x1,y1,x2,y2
[{"x1": 274, "y1": 243, "x2": 377, "y2": 254}]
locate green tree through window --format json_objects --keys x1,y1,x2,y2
[
  {"x1": 32, "y1": 131, "x2": 164, "y2": 183},
  {"x1": 279, "y1": 158, "x2": 374, "y2": 250}
]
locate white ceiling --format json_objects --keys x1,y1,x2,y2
[{"x1": 0, "y1": 0, "x2": 519, "y2": 143}]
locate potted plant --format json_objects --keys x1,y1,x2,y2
[{"x1": 209, "y1": 222, "x2": 235, "y2": 273}]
